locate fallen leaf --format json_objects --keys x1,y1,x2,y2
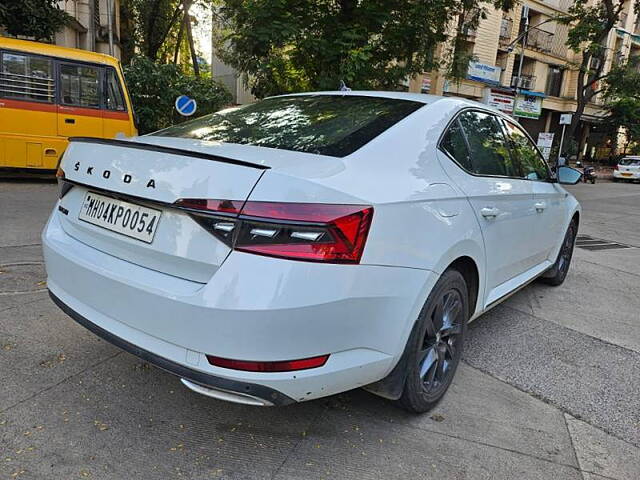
[{"x1": 430, "y1": 413, "x2": 445, "y2": 422}]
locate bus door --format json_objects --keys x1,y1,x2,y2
[
  {"x1": 103, "y1": 67, "x2": 133, "y2": 137},
  {"x1": 57, "y1": 62, "x2": 103, "y2": 139}
]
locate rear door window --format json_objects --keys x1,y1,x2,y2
[
  {"x1": 440, "y1": 119, "x2": 472, "y2": 171},
  {"x1": 153, "y1": 95, "x2": 424, "y2": 157},
  {"x1": 60, "y1": 63, "x2": 101, "y2": 108},
  {"x1": 0, "y1": 51, "x2": 54, "y2": 103},
  {"x1": 457, "y1": 111, "x2": 519, "y2": 177},
  {"x1": 501, "y1": 120, "x2": 550, "y2": 181}
]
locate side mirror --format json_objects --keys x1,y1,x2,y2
[{"x1": 557, "y1": 166, "x2": 582, "y2": 185}]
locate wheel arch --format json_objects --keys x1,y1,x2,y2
[
  {"x1": 446, "y1": 256, "x2": 480, "y2": 319},
  {"x1": 432, "y1": 238, "x2": 485, "y2": 319},
  {"x1": 363, "y1": 246, "x2": 484, "y2": 401}
]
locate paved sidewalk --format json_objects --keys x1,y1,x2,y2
[{"x1": 1, "y1": 179, "x2": 639, "y2": 479}]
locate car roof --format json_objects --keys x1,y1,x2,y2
[
  {"x1": 272, "y1": 90, "x2": 442, "y2": 104},
  {"x1": 270, "y1": 90, "x2": 507, "y2": 115}
]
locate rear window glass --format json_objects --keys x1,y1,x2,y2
[
  {"x1": 153, "y1": 95, "x2": 424, "y2": 157},
  {"x1": 620, "y1": 158, "x2": 640, "y2": 166}
]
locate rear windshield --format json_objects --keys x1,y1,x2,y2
[
  {"x1": 620, "y1": 158, "x2": 640, "y2": 166},
  {"x1": 152, "y1": 95, "x2": 424, "y2": 157}
]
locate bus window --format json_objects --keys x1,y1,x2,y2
[
  {"x1": 105, "y1": 68, "x2": 126, "y2": 111},
  {"x1": 60, "y1": 63, "x2": 101, "y2": 108},
  {"x1": 0, "y1": 52, "x2": 55, "y2": 103}
]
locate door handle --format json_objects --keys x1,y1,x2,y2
[
  {"x1": 480, "y1": 207, "x2": 500, "y2": 219},
  {"x1": 65, "y1": 118, "x2": 75, "y2": 124},
  {"x1": 534, "y1": 202, "x2": 546, "y2": 213}
]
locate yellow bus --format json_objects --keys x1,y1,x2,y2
[{"x1": 0, "y1": 37, "x2": 137, "y2": 172}]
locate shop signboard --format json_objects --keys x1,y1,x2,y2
[
  {"x1": 514, "y1": 92, "x2": 543, "y2": 119},
  {"x1": 483, "y1": 88, "x2": 515, "y2": 114},
  {"x1": 537, "y1": 132, "x2": 554, "y2": 160},
  {"x1": 467, "y1": 61, "x2": 502, "y2": 85}
]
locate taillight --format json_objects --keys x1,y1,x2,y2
[
  {"x1": 613, "y1": 164, "x2": 619, "y2": 170},
  {"x1": 173, "y1": 199, "x2": 374, "y2": 264},
  {"x1": 206, "y1": 354, "x2": 329, "y2": 372},
  {"x1": 55, "y1": 167, "x2": 74, "y2": 199}
]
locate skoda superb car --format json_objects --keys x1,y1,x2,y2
[{"x1": 43, "y1": 92, "x2": 582, "y2": 412}]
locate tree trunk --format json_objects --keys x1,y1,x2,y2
[
  {"x1": 145, "y1": 0, "x2": 164, "y2": 59},
  {"x1": 183, "y1": 0, "x2": 200, "y2": 76},
  {"x1": 174, "y1": 12, "x2": 186, "y2": 64}
]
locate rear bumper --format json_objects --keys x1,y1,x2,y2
[
  {"x1": 613, "y1": 170, "x2": 640, "y2": 179},
  {"x1": 43, "y1": 207, "x2": 435, "y2": 402},
  {"x1": 49, "y1": 290, "x2": 294, "y2": 406}
]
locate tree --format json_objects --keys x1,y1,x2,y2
[
  {"x1": 214, "y1": 0, "x2": 514, "y2": 99},
  {"x1": 601, "y1": 56, "x2": 640, "y2": 154},
  {"x1": 119, "y1": 0, "x2": 203, "y2": 75},
  {"x1": 558, "y1": 0, "x2": 640, "y2": 148},
  {"x1": 124, "y1": 56, "x2": 231, "y2": 133},
  {"x1": 0, "y1": 0, "x2": 70, "y2": 41}
]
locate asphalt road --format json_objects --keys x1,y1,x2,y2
[{"x1": 1, "y1": 178, "x2": 639, "y2": 480}]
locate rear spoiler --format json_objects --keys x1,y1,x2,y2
[{"x1": 68, "y1": 137, "x2": 270, "y2": 171}]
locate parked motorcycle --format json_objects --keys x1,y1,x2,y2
[
  {"x1": 582, "y1": 166, "x2": 597, "y2": 184},
  {"x1": 574, "y1": 161, "x2": 596, "y2": 184}
]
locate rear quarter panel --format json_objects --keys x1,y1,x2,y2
[{"x1": 246, "y1": 98, "x2": 487, "y2": 316}]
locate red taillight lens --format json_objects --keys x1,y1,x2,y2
[
  {"x1": 206, "y1": 354, "x2": 329, "y2": 372},
  {"x1": 55, "y1": 167, "x2": 74, "y2": 199},
  {"x1": 613, "y1": 164, "x2": 619, "y2": 170},
  {"x1": 174, "y1": 199, "x2": 373, "y2": 264},
  {"x1": 173, "y1": 198, "x2": 243, "y2": 214}
]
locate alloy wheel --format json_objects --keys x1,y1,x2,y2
[
  {"x1": 557, "y1": 224, "x2": 576, "y2": 275},
  {"x1": 417, "y1": 289, "x2": 464, "y2": 394}
]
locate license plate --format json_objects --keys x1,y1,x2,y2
[
  {"x1": 78, "y1": 192, "x2": 161, "y2": 243},
  {"x1": 621, "y1": 172, "x2": 632, "y2": 177}
]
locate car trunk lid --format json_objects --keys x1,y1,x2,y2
[{"x1": 57, "y1": 138, "x2": 267, "y2": 283}]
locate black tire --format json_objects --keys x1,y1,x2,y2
[
  {"x1": 396, "y1": 269, "x2": 468, "y2": 413},
  {"x1": 612, "y1": 177, "x2": 619, "y2": 182},
  {"x1": 540, "y1": 220, "x2": 577, "y2": 286}
]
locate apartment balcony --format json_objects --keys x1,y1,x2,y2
[
  {"x1": 499, "y1": 17, "x2": 513, "y2": 46},
  {"x1": 526, "y1": 27, "x2": 553, "y2": 54},
  {"x1": 511, "y1": 74, "x2": 536, "y2": 90}
]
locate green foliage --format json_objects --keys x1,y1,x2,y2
[
  {"x1": 121, "y1": 0, "x2": 182, "y2": 61},
  {"x1": 0, "y1": 0, "x2": 70, "y2": 41},
  {"x1": 124, "y1": 56, "x2": 232, "y2": 134},
  {"x1": 120, "y1": 0, "x2": 208, "y2": 65},
  {"x1": 555, "y1": 0, "x2": 637, "y2": 144},
  {"x1": 214, "y1": 0, "x2": 514, "y2": 98},
  {"x1": 603, "y1": 57, "x2": 640, "y2": 151}
]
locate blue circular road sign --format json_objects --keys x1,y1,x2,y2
[{"x1": 175, "y1": 95, "x2": 197, "y2": 116}]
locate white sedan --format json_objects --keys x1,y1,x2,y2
[
  {"x1": 613, "y1": 156, "x2": 640, "y2": 182},
  {"x1": 43, "y1": 92, "x2": 581, "y2": 413}
]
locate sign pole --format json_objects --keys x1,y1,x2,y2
[
  {"x1": 558, "y1": 124, "x2": 566, "y2": 169},
  {"x1": 557, "y1": 113, "x2": 572, "y2": 171}
]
